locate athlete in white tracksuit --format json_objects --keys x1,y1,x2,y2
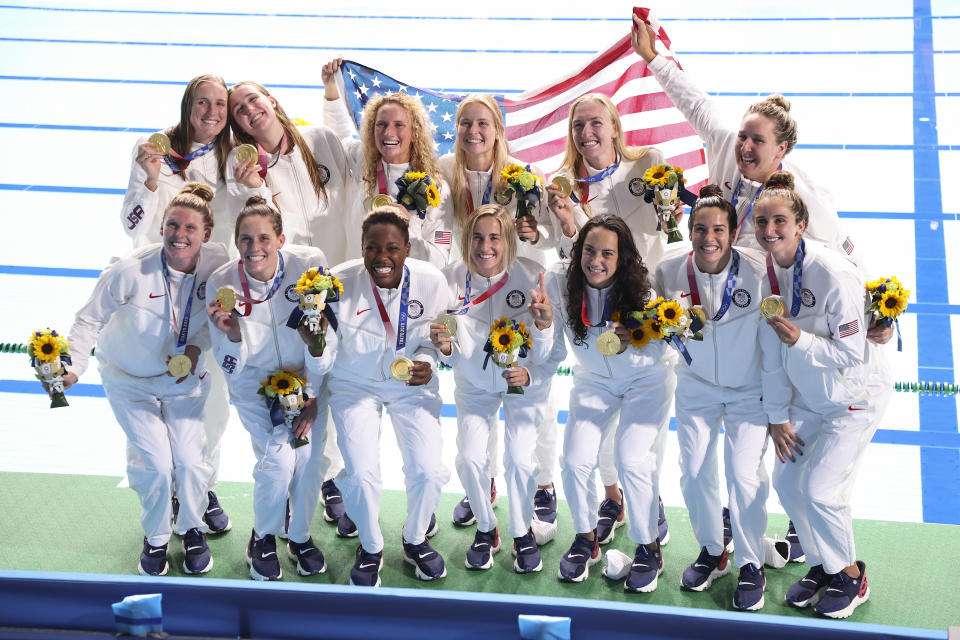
[
  {"x1": 207, "y1": 244, "x2": 336, "y2": 565},
  {"x1": 65, "y1": 239, "x2": 228, "y2": 557}
]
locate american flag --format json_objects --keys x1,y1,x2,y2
[
  {"x1": 838, "y1": 319, "x2": 860, "y2": 338},
  {"x1": 335, "y1": 7, "x2": 707, "y2": 187},
  {"x1": 434, "y1": 230, "x2": 452, "y2": 245}
]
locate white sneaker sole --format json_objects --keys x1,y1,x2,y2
[
  {"x1": 465, "y1": 542, "x2": 501, "y2": 570},
  {"x1": 286, "y1": 545, "x2": 327, "y2": 576},
  {"x1": 182, "y1": 556, "x2": 213, "y2": 575},
  {"x1": 817, "y1": 586, "x2": 869, "y2": 619},
  {"x1": 557, "y1": 553, "x2": 599, "y2": 582},
  {"x1": 625, "y1": 566, "x2": 663, "y2": 593},
  {"x1": 403, "y1": 553, "x2": 447, "y2": 581},
  {"x1": 786, "y1": 585, "x2": 827, "y2": 608},
  {"x1": 598, "y1": 517, "x2": 624, "y2": 545},
  {"x1": 660, "y1": 528, "x2": 670, "y2": 546},
  {"x1": 733, "y1": 590, "x2": 765, "y2": 611},
  {"x1": 681, "y1": 564, "x2": 731, "y2": 592},
  {"x1": 137, "y1": 560, "x2": 169, "y2": 576},
  {"x1": 245, "y1": 552, "x2": 282, "y2": 581}
]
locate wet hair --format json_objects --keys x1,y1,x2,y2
[
  {"x1": 756, "y1": 171, "x2": 808, "y2": 226},
  {"x1": 362, "y1": 206, "x2": 411, "y2": 244},
  {"x1": 564, "y1": 214, "x2": 652, "y2": 346},
  {"x1": 228, "y1": 82, "x2": 328, "y2": 205},
  {"x1": 451, "y1": 95, "x2": 512, "y2": 228},
  {"x1": 688, "y1": 184, "x2": 737, "y2": 235},
  {"x1": 360, "y1": 92, "x2": 441, "y2": 198},
  {"x1": 163, "y1": 181, "x2": 215, "y2": 231},
  {"x1": 234, "y1": 195, "x2": 283, "y2": 240},
  {"x1": 745, "y1": 94, "x2": 798, "y2": 155},
  {"x1": 557, "y1": 94, "x2": 653, "y2": 217},
  {"x1": 460, "y1": 203, "x2": 517, "y2": 273},
  {"x1": 166, "y1": 75, "x2": 231, "y2": 182}
]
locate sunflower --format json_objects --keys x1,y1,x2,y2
[
  {"x1": 31, "y1": 333, "x2": 62, "y2": 363},
  {"x1": 500, "y1": 164, "x2": 524, "y2": 182},
  {"x1": 657, "y1": 300, "x2": 684, "y2": 326},
  {"x1": 643, "y1": 164, "x2": 670, "y2": 187},
  {"x1": 294, "y1": 267, "x2": 320, "y2": 292},
  {"x1": 629, "y1": 323, "x2": 652, "y2": 349},
  {"x1": 426, "y1": 182, "x2": 440, "y2": 208},
  {"x1": 491, "y1": 326, "x2": 518, "y2": 352},
  {"x1": 644, "y1": 318, "x2": 664, "y2": 341},
  {"x1": 878, "y1": 290, "x2": 908, "y2": 318},
  {"x1": 405, "y1": 171, "x2": 426, "y2": 181},
  {"x1": 293, "y1": 117, "x2": 312, "y2": 126},
  {"x1": 332, "y1": 276, "x2": 344, "y2": 295},
  {"x1": 865, "y1": 278, "x2": 885, "y2": 292},
  {"x1": 269, "y1": 371, "x2": 302, "y2": 396},
  {"x1": 645, "y1": 296, "x2": 664, "y2": 310}
]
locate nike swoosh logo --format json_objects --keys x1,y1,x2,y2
[
  {"x1": 205, "y1": 507, "x2": 218, "y2": 514},
  {"x1": 359, "y1": 562, "x2": 378, "y2": 569},
  {"x1": 149, "y1": 293, "x2": 165, "y2": 299},
  {"x1": 694, "y1": 563, "x2": 709, "y2": 569},
  {"x1": 568, "y1": 554, "x2": 584, "y2": 559},
  {"x1": 356, "y1": 308, "x2": 371, "y2": 315},
  {"x1": 198, "y1": 373, "x2": 207, "y2": 381},
  {"x1": 520, "y1": 546, "x2": 534, "y2": 552},
  {"x1": 458, "y1": 295, "x2": 465, "y2": 301},
  {"x1": 186, "y1": 545, "x2": 203, "y2": 552},
  {"x1": 261, "y1": 552, "x2": 276, "y2": 559},
  {"x1": 848, "y1": 406, "x2": 865, "y2": 411},
  {"x1": 680, "y1": 292, "x2": 693, "y2": 298},
  {"x1": 418, "y1": 552, "x2": 433, "y2": 559}
]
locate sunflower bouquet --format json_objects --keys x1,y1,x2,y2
[
  {"x1": 641, "y1": 163, "x2": 687, "y2": 243},
  {"x1": 28, "y1": 328, "x2": 72, "y2": 408},
  {"x1": 293, "y1": 266, "x2": 343, "y2": 346},
  {"x1": 485, "y1": 317, "x2": 533, "y2": 394},
  {"x1": 616, "y1": 298, "x2": 698, "y2": 363},
  {"x1": 258, "y1": 370, "x2": 309, "y2": 447},
  {"x1": 395, "y1": 171, "x2": 441, "y2": 219},
  {"x1": 499, "y1": 164, "x2": 542, "y2": 239},
  {"x1": 866, "y1": 276, "x2": 909, "y2": 351}
]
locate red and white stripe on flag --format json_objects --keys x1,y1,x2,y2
[
  {"x1": 838, "y1": 319, "x2": 860, "y2": 338},
  {"x1": 434, "y1": 230, "x2": 452, "y2": 245},
  {"x1": 503, "y1": 7, "x2": 707, "y2": 190}
]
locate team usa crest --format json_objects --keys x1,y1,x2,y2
[
  {"x1": 506, "y1": 290, "x2": 526, "y2": 309},
  {"x1": 732, "y1": 289, "x2": 751, "y2": 308},
  {"x1": 284, "y1": 284, "x2": 299, "y2": 302},
  {"x1": 800, "y1": 288, "x2": 816, "y2": 308},
  {"x1": 196, "y1": 281, "x2": 206, "y2": 300},
  {"x1": 628, "y1": 177, "x2": 645, "y2": 196},
  {"x1": 317, "y1": 164, "x2": 331, "y2": 185},
  {"x1": 408, "y1": 299, "x2": 424, "y2": 319}
]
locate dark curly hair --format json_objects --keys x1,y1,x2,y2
[{"x1": 565, "y1": 214, "x2": 652, "y2": 346}]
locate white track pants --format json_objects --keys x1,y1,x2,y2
[{"x1": 483, "y1": 383, "x2": 559, "y2": 487}]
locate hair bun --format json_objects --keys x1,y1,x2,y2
[
  {"x1": 765, "y1": 94, "x2": 791, "y2": 113},
  {"x1": 245, "y1": 194, "x2": 267, "y2": 208},
  {"x1": 764, "y1": 170, "x2": 795, "y2": 191},
  {"x1": 698, "y1": 184, "x2": 723, "y2": 199},
  {"x1": 179, "y1": 181, "x2": 214, "y2": 202}
]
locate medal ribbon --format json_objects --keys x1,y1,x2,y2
[
  {"x1": 765, "y1": 240, "x2": 805, "y2": 317},
  {"x1": 731, "y1": 179, "x2": 763, "y2": 237},
  {"x1": 255, "y1": 131, "x2": 289, "y2": 179},
  {"x1": 369, "y1": 264, "x2": 411, "y2": 355},
  {"x1": 163, "y1": 139, "x2": 217, "y2": 174},
  {"x1": 464, "y1": 170, "x2": 494, "y2": 215},
  {"x1": 570, "y1": 160, "x2": 619, "y2": 205},
  {"x1": 685, "y1": 249, "x2": 741, "y2": 322},
  {"x1": 159, "y1": 250, "x2": 196, "y2": 355},
  {"x1": 449, "y1": 271, "x2": 509, "y2": 315},
  {"x1": 580, "y1": 289, "x2": 612, "y2": 328},
  {"x1": 376, "y1": 161, "x2": 389, "y2": 195},
  {"x1": 235, "y1": 252, "x2": 286, "y2": 317}
]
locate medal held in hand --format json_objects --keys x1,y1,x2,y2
[
  {"x1": 216, "y1": 287, "x2": 237, "y2": 312},
  {"x1": 148, "y1": 132, "x2": 171, "y2": 154},
  {"x1": 390, "y1": 356, "x2": 415, "y2": 382},
  {"x1": 435, "y1": 313, "x2": 457, "y2": 338},
  {"x1": 760, "y1": 295, "x2": 785, "y2": 320},
  {"x1": 167, "y1": 353, "x2": 192, "y2": 377},
  {"x1": 28, "y1": 328, "x2": 72, "y2": 408},
  {"x1": 235, "y1": 143, "x2": 258, "y2": 168},
  {"x1": 551, "y1": 175, "x2": 573, "y2": 198},
  {"x1": 596, "y1": 330, "x2": 621, "y2": 356}
]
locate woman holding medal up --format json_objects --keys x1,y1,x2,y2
[
  {"x1": 206, "y1": 196, "x2": 338, "y2": 581},
  {"x1": 430, "y1": 204, "x2": 554, "y2": 573},
  {"x1": 61, "y1": 183, "x2": 229, "y2": 576},
  {"x1": 754, "y1": 173, "x2": 878, "y2": 619},
  {"x1": 321, "y1": 59, "x2": 456, "y2": 268},
  {"x1": 545, "y1": 215, "x2": 673, "y2": 591}
]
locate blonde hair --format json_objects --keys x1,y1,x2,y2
[
  {"x1": 557, "y1": 93, "x2": 652, "y2": 217},
  {"x1": 228, "y1": 82, "x2": 328, "y2": 206},
  {"x1": 164, "y1": 181, "x2": 215, "y2": 231},
  {"x1": 460, "y1": 204, "x2": 517, "y2": 274},
  {"x1": 746, "y1": 94, "x2": 798, "y2": 154},
  {"x1": 360, "y1": 92, "x2": 441, "y2": 198},
  {"x1": 451, "y1": 95, "x2": 511, "y2": 228}
]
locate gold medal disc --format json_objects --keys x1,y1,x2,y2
[
  {"x1": 167, "y1": 354, "x2": 192, "y2": 377},
  {"x1": 760, "y1": 295, "x2": 786, "y2": 320},
  {"x1": 436, "y1": 313, "x2": 457, "y2": 338},
  {"x1": 596, "y1": 331, "x2": 621, "y2": 356},
  {"x1": 371, "y1": 194, "x2": 394, "y2": 208},
  {"x1": 216, "y1": 287, "x2": 237, "y2": 312},
  {"x1": 235, "y1": 144, "x2": 258, "y2": 167},
  {"x1": 686, "y1": 306, "x2": 708, "y2": 327},
  {"x1": 390, "y1": 356, "x2": 415, "y2": 382},
  {"x1": 551, "y1": 175, "x2": 573, "y2": 198},
  {"x1": 148, "y1": 132, "x2": 171, "y2": 154}
]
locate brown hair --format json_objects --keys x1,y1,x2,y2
[
  {"x1": 164, "y1": 181, "x2": 215, "y2": 231},
  {"x1": 688, "y1": 184, "x2": 737, "y2": 235},
  {"x1": 234, "y1": 194, "x2": 283, "y2": 240},
  {"x1": 228, "y1": 82, "x2": 328, "y2": 206},
  {"x1": 756, "y1": 171, "x2": 808, "y2": 225},
  {"x1": 166, "y1": 75, "x2": 232, "y2": 182},
  {"x1": 460, "y1": 203, "x2": 517, "y2": 273},
  {"x1": 745, "y1": 94, "x2": 798, "y2": 155}
]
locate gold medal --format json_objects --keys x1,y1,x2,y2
[
  {"x1": 390, "y1": 356, "x2": 415, "y2": 382},
  {"x1": 596, "y1": 331, "x2": 621, "y2": 356},
  {"x1": 216, "y1": 286, "x2": 237, "y2": 312},
  {"x1": 686, "y1": 306, "x2": 708, "y2": 327},
  {"x1": 371, "y1": 194, "x2": 393, "y2": 208},
  {"x1": 148, "y1": 132, "x2": 171, "y2": 154},
  {"x1": 551, "y1": 175, "x2": 573, "y2": 198},
  {"x1": 435, "y1": 313, "x2": 457, "y2": 338},
  {"x1": 760, "y1": 295, "x2": 785, "y2": 320},
  {"x1": 235, "y1": 143, "x2": 258, "y2": 167},
  {"x1": 167, "y1": 354, "x2": 192, "y2": 377}
]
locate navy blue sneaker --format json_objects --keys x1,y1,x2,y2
[
  {"x1": 815, "y1": 562, "x2": 869, "y2": 619},
  {"x1": 181, "y1": 528, "x2": 213, "y2": 575},
  {"x1": 426, "y1": 512, "x2": 439, "y2": 537},
  {"x1": 721, "y1": 506, "x2": 734, "y2": 553},
  {"x1": 596, "y1": 493, "x2": 624, "y2": 545},
  {"x1": 625, "y1": 544, "x2": 663, "y2": 593},
  {"x1": 733, "y1": 563, "x2": 766, "y2": 611},
  {"x1": 350, "y1": 545, "x2": 383, "y2": 587},
  {"x1": 403, "y1": 538, "x2": 446, "y2": 581},
  {"x1": 246, "y1": 531, "x2": 282, "y2": 581},
  {"x1": 533, "y1": 486, "x2": 557, "y2": 525},
  {"x1": 785, "y1": 564, "x2": 831, "y2": 608},
  {"x1": 287, "y1": 537, "x2": 326, "y2": 576},
  {"x1": 658, "y1": 496, "x2": 670, "y2": 546},
  {"x1": 558, "y1": 534, "x2": 599, "y2": 582},
  {"x1": 337, "y1": 513, "x2": 358, "y2": 538},
  {"x1": 204, "y1": 490, "x2": 232, "y2": 534},
  {"x1": 321, "y1": 479, "x2": 346, "y2": 522},
  {"x1": 465, "y1": 528, "x2": 500, "y2": 570},
  {"x1": 681, "y1": 546, "x2": 730, "y2": 591},
  {"x1": 513, "y1": 531, "x2": 542, "y2": 574},
  {"x1": 138, "y1": 539, "x2": 169, "y2": 576},
  {"x1": 786, "y1": 520, "x2": 805, "y2": 562},
  {"x1": 452, "y1": 495, "x2": 476, "y2": 526}
]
